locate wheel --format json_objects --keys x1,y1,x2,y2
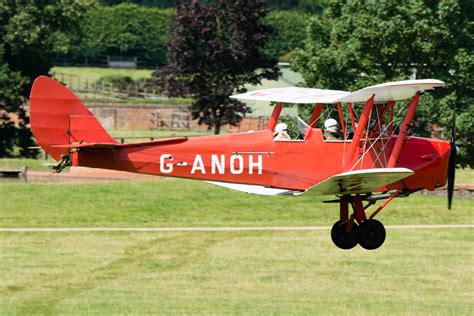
[
  {"x1": 331, "y1": 220, "x2": 359, "y2": 250},
  {"x1": 358, "y1": 219, "x2": 386, "y2": 250}
]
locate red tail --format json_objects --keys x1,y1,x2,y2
[{"x1": 29, "y1": 76, "x2": 117, "y2": 160}]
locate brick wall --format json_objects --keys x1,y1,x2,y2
[
  {"x1": 87, "y1": 103, "x2": 268, "y2": 132},
  {"x1": 17, "y1": 102, "x2": 267, "y2": 133}
]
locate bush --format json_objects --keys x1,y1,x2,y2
[{"x1": 96, "y1": 75, "x2": 135, "y2": 90}]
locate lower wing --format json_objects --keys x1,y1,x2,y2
[
  {"x1": 207, "y1": 168, "x2": 413, "y2": 196},
  {"x1": 302, "y1": 168, "x2": 414, "y2": 196}
]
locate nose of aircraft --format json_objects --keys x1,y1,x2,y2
[
  {"x1": 433, "y1": 139, "x2": 456, "y2": 209},
  {"x1": 437, "y1": 139, "x2": 452, "y2": 185}
]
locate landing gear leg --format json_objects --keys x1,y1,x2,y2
[
  {"x1": 331, "y1": 196, "x2": 358, "y2": 250},
  {"x1": 351, "y1": 194, "x2": 386, "y2": 250},
  {"x1": 330, "y1": 193, "x2": 395, "y2": 250}
]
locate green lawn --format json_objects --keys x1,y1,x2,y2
[
  {"x1": 51, "y1": 66, "x2": 192, "y2": 104},
  {"x1": 0, "y1": 158, "x2": 55, "y2": 171},
  {"x1": 51, "y1": 67, "x2": 153, "y2": 84},
  {"x1": 50, "y1": 66, "x2": 301, "y2": 114},
  {"x1": 1, "y1": 229, "x2": 472, "y2": 315},
  {"x1": 457, "y1": 167, "x2": 474, "y2": 184},
  {"x1": 0, "y1": 178, "x2": 472, "y2": 228},
  {"x1": 0, "y1": 179, "x2": 472, "y2": 314}
]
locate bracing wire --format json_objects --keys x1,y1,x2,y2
[
  {"x1": 349, "y1": 100, "x2": 409, "y2": 171},
  {"x1": 308, "y1": 104, "x2": 336, "y2": 128}
]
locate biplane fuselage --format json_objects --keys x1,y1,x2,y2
[
  {"x1": 30, "y1": 76, "x2": 451, "y2": 250},
  {"x1": 73, "y1": 127, "x2": 450, "y2": 193}
]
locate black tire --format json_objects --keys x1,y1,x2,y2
[
  {"x1": 331, "y1": 220, "x2": 359, "y2": 250},
  {"x1": 358, "y1": 219, "x2": 386, "y2": 250}
]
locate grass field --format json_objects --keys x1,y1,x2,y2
[
  {"x1": 0, "y1": 158, "x2": 53, "y2": 171},
  {"x1": 1, "y1": 229, "x2": 472, "y2": 314},
  {"x1": 457, "y1": 167, "x2": 474, "y2": 184},
  {"x1": 52, "y1": 67, "x2": 153, "y2": 84},
  {"x1": 0, "y1": 179, "x2": 473, "y2": 228},
  {"x1": 0, "y1": 179, "x2": 473, "y2": 314},
  {"x1": 50, "y1": 66, "x2": 301, "y2": 114}
]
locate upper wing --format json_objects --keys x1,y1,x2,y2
[
  {"x1": 337, "y1": 79, "x2": 445, "y2": 103},
  {"x1": 230, "y1": 87, "x2": 351, "y2": 104},
  {"x1": 301, "y1": 168, "x2": 414, "y2": 196},
  {"x1": 230, "y1": 79, "x2": 445, "y2": 104}
]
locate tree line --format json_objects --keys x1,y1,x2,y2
[{"x1": 63, "y1": 3, "x2": 309, "y2": 66}]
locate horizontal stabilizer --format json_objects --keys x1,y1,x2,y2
[
  {"x1": 51, "y1": 137, "x2": 188, "y2": 149},
  {"x1": 302, "y1": 168, "x2": 414, "y2": 196}
]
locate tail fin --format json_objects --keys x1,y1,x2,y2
[{"x1": 29, "y1": 76, "x2": 117, "y2": 160}]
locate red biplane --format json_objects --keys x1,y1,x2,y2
[{"x1": 29, "y1": 76, "x2": 455, "y2": 250}]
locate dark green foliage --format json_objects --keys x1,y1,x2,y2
[
  {"x1": 75, "y1": 3, "x2": 173, "y2": 65},
  {"x1": 153, "y1": 1, "x2": 280, "y2": 134},
  {"x1": 293, "y1": 0, "x2": 474, "y2": 166},
  {"x1": 100, "y1": 0, "x2": 324, "y2": 12},
  {"x1": 0, "y1": 114, "x2": 16, "y2": 157},
  {"x1": 71, "y1": 3, "x2": 314, "y2": 64},
  {"x1": 264, "y1": 10, "x2": 310, "y2": 60},
  {"x1": 100, "y1": 0, "x2": 175, "y2": 7},
  {"x1": 0, "y1": 1, "x2": 89, "y2": 158}
]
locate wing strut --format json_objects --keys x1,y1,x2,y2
[
  {"x1": 387, "y1": 93, "x2": 420, "y2": 167},
  {"x1": 337, "y1": 102, "x2": 346, "y2": 139},
  {"x1": 343, "y1": 95, "x2": 375, "y2": 170},
  {"x1": 308, "y1": 103, "x2": 324, "y2": 127},
  {"x1": 267, "y1": 102, "x2": 283, "y2": 131}
]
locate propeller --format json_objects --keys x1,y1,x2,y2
[{"x1": 447, "y1": 105, "x2": 456, "y2": 210}]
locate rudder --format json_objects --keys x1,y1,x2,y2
[{"x1": 29, "y1": 76, "x2": 117, "y2": 160}]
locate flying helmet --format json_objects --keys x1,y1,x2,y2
[
  {"x1": 274, "y1": 123, "x2": 288, "y2": 134},
  {"x1": 324, "y1": 118, "x2": 338, "y2": 131}
]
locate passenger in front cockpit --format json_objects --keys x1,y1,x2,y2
[{"x1": 273, "y1": 123, "x2": 291, "y2": 141}]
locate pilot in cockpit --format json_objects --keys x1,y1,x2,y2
[
  {"x1": 273, "y1": 123, "x2": 291, "y2": 141},
  {"x1": 323, "y1": 119, "x2": 342, "y2": 140}
]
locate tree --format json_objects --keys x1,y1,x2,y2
[
  {"x1": 0, "y1": 0, "x2": 90, "y2": 157},
  {"x1": 292, "y1": 0, "x2": 474, "y2": 167},
  {"x1": 100, "y1": 0, "x2": 175, "y2": 7},
  {"x1": 264, "y1": 10, "x2": 311, "y2": 60},
  {"x1": 153, "y1": 0, "x2": 280, "y2": 134},
  {"x1": 99, "y1": 0, "x2": 325, "y2": 12},
  {"x1": 76, "y1": 4, "x2": 173, "y2": 65}
]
